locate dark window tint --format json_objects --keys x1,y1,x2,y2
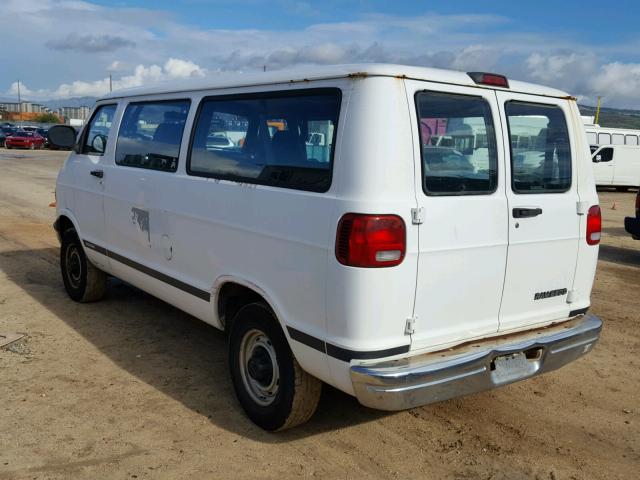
[
  {"x1": 188, "y1": 89, "x2": 340, "y2": 192},
  {"x1": 416, "y1": 91, "x2": 498, "y2": 195},
  {"x1": 82, "y1": 104, "x2": 117, "y2": 155},
  {"x1": 506, "y1": 102, "x2": 572, "y2": 194},
  {"x1": 116, "y1": 100, "x2": 190, "y2": 172}
]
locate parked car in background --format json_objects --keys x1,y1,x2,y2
[
  {"x1": 37, "y1": 127, "x2": 50, "y2": 148},
  {"x1": 0, "y1": 130, "x2": 5, "y2": 147},
  {"x1": 2, "y1": 125, "x2": 17, "y2": 139},
  {"x1": 624, "y1": 190, "x2": 640, "y2": 239},
  {"x1": 5, "y1": 131, "x2": 45, "y2": 149}
]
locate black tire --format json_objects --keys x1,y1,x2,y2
[
  {"x1": 60, "y1": 228, "x2": 107, "y2": 302},
  {"x1": 228, "y1": 302, "x2": 322, "y2": 431}
]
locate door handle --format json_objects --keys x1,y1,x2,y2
[
  {"x1": 90, "y1": 170, "x2": 104, "y2": 179},
  {"x1": 512, "y1": 207, "x2": 542, "y2": 218}
]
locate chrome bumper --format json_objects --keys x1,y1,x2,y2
[{"x1": 351, "y1": 314, "x2": 602, "y2": 411}]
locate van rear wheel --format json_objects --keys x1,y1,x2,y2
[
  {"x1": 60, "y1": 228, "x2": 107, "y2": 302},
  {"x1": 228, "y1": 302, "x2": 322, "y2": 431}
]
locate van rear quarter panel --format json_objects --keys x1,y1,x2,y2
[{"x1": 325, "y1": 76, "x2": 418, "y2": 393}]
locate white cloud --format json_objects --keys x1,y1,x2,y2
[
  {"x1": 163, "y1": 58, "x2": 206, "y2": 79},
  {"x1": 523, "y1": 52, "x2": 640, "y2": 107},
  {"x1": 591, "y1": 62, "x2": 640, "y2": 106},
  {"x1": 1, "y1": 1, "x2": 640, "y2": 108},
  {"x1": 8, "y1": 59, "x2": 206, "y2": 100}
]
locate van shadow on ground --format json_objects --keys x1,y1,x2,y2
[
  {"x1": 0, "y1": 247, "x2": 388, "y2": 442},
  {"x1": 599, "y1": 244, "x2": 640, "y2": 268}
]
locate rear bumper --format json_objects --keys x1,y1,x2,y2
[
  {"x1": 624, "y1": 216, "x2": 640, "y2": 239},
  {"x1": 350, "y1": 314, "x2": 602, "y2": 411}
]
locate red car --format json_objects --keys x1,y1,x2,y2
[{"x1": 5, "y1": 131, "x2": 45, "y2": 149}]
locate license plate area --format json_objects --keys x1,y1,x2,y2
[{"x1": 490, "y1": 348, "x2": 543, "y2": 385}]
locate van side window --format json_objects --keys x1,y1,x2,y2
[
  {"x1": 82, "y1": 104, "x2": 117, "y2": 155},
  {"x1": 415, "y1": 91, "x2": 498, "y2": 195},
  {"x1": 625, "y1": 135, "x2": 638, "y2": 146},
  {"x1": 598, "y1": 133, "x2": 611, "y2": 145},
  {"x1": 187, "y1": 89, "x2": 340, "y2": 193},
  {"x1": 115, "y1": 100, "x2": 190, "y2": 172},
  {"x1": 586, "y1": 131, "x2": 597, "y2": 145},
  {"x1": 505, "y1": 102, "x2": 571, "y2": 194},
  {"x1": 612, "y1": 134, "x2": 624, "y2": 145}
]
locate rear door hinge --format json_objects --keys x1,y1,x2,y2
[
  {"x1": 576, "y1": 201, "x2": 589, "y2": 215},
  {"x1": 405, "y1": 316, "x2": 416, "y2": 335},
  {"x1": 411, "y1": 207, "x2": 425, "y2": 225}
]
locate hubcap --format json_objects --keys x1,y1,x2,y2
[
  {"x1": 65, "y1": 245, "x2": 82, "y2": 289},
  {"x1": 239, "y1": 329, "x2": 280, "y2": 406}
]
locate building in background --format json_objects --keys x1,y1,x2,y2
[
  {"x1": 0, "y1": 101, "x2": 91, "y2": 124},
  {"x1": 56, "y1": 106, "x2": 91, "y2": 125}
]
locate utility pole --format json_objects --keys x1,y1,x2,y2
[
  {"x1": 17, "y1": 79, "x2": 21, "y2": 122},
  {"x1": 594, "y1": 96, "x2": 602, "y2": 125},
  {"x1": 109, "y1": 74, "x2": 112, "y2": 92}
]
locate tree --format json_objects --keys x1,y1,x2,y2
[{"x1": 33, "y1": 113, "x2": 61, "y2": 124}]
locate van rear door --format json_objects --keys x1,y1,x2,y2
[
  {"x1": 406, "y1": 80, "x2": 509, "y2": 350},
  {"x1": 495, "y1": 92, "x2": 581, "y2": 332}
]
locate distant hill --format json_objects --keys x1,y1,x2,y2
[
  {"x1": 40, "y1": 97, "x2": 98, "y2": 109},
  {"x1": 0, "y1": 96, "x2": 97, "y2": 109},
  {"x1": 579, "y1": 105, "x2": 640, "y2": 130}
]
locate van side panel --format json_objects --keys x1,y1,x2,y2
[
  {"x1": 136, "y1": 81, "x2": 351, "y2": 387},
  {"x1": 612, "y1": 146, "x2": 640, "y2": 187},
  {"x1": 325, "y1": 76, "x2": 418, "y2": 394}
]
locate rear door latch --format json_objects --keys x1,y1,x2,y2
[
  {"x1": 405, "y1": 316, "x2": 416, "y2": 335},
  {"x1": 411, "y1": 207, "x2": 424, "y2": 225}
]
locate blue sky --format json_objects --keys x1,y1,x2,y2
[{"x1": 2, "y1": 0, "x2": 640, "y2": 107}]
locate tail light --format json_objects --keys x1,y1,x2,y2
[
  {"x1": 586, "y1": 205, "x2": 601, "y2": 245},
  {"x1": 336, "y1": 214, "x2": 406, "y2": 267}
]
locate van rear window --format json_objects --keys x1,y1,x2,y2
[
  {"x1": 187, "y1": 89, "x2": 340, "y2": 193},
  {"x1": 505, "y1": 102, "x2": 571, "y2": 194},
  {"x1": 415, "y1": 91, "x2": 498, "y2": 196}
]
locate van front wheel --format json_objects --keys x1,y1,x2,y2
[
  {"x1": 228, "y1": 302, "x2": 322, "y2": 431},
  {"x1": 60, "y1": 228, "x2": 107, "y2": 302}
]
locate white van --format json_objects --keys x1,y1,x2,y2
[
  {"x1": 48, "y1": 64, "x2": 603, "y2": 431},
  {"x1": 592, "y1": 144, "x2": 640, "y2": 189}
]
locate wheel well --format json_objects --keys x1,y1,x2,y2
[
  {"x1": 57, "y1": 215, "x2": 75, "y2": 234},
  {"x1": 217, "y1": 282, "x2": 266, "y2": 333}
]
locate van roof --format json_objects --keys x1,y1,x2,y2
[{"x1": 98, "y1": 63, "x2": 572, "y2": 101}]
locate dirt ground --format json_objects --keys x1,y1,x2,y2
[{"x1": 0, "y1": 149, "x2": 638, "y2": 480}]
